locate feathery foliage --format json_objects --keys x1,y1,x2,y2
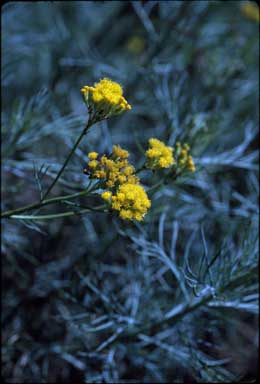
[{"x1": 1, "y1": 1, "x2": 259, "y2": 382}]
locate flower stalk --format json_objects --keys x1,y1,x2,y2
[
  {"x1": 9, "y1": 205, "x2": 107, "y2": 221},
  {"x1": 41, "y1": 118, "x2": 93, "y2": 201},
  {"x1": 1, "y1": 187, "x2": 96, "y2": 219}
]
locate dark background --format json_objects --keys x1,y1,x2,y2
[{"x1": 2, "y1": 1, "x2": 259, "y2": 382}]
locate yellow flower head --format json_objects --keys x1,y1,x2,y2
[
  {"x1": 174, "y1": 142, "x2": 196, "y2": 173},
  {"x1": 111, "y1": 183, "x2": 151, "y2": 221},
  {"x1": 241, "y1": 1, "x2": 259, "y2": 23},
  {"x1": 101, "y1": 191, "x2": 112, "y2": 201},
  {"x1": 88, "y1": 160, "x2": 98, "y2": 169},
  {"x1": 187, "y1": 155, "x2": 196, "y2": 172},
  {"x1": 88, "y1": 151, "x2": 98, "y2": 160},
  {"x1": 85, "y1": 145, "x2": 139, "y2": 188},
  {"x1": 112, "y1": 145, "x2": 129, "y2": 159},
  {"x1": 146, "y1": 138, "x2": 174, "y2": 169},
  {"x1": 81, "y1": 78, "x2": 131, "y2": 121}
]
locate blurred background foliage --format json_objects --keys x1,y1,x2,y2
[{"x1": 1, "y1": 1, "x2": 259, "y2": 382}]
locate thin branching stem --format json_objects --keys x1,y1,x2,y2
[
  {"x1": 1, "y1": 182, "x2": 100, "y2": 218},
  {"x1": 10, "y1": 205, "x2": 107, "y2": 221},
  {"x1": 41, "y1": 118, "x2": 93, "y2": 200},
  {"x1": 1, "y1": 118, "x2": 100, "y2": 219}
]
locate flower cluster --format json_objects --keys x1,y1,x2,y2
[
  {"x1": 145, "y1": 138, "x2": 195, "y2": 173},
  {"x1": 145, "y1": 138, "x2": 174, "y2": 169},
  {"x1": 173, "y1": 142, "x2": 196, "y2": 172},
  {"x1": 85, "y1": 138, "x2": 195, "y2": 220},
  {"x1": 85, "y1": 145, "x2": 150, "y2": 221},
  {"x1": 102, "y1": 183, "x2": 151, "y2": 221},
  {"x1": 86, "y1": 145, "x2": 139, "y2": 188},
  {"x1": 81, "y1": 78, "x2": 131, "y2": 121}
]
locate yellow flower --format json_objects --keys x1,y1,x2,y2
[
  {"x1": 112, "y1": 145, "x2": 129, "y2": 159},
  {"x1": 118, "y1": 175, "x2": 127, "y2": 184},
  {"x1": 187, "y1": 155, "x2": 196, "y2": 172},
  {"x1": 117, "y1": 192, "x2": 125, "y2": 202},
  {"x1": 101, "y1": 191, "x2": 112, "y2": 201},
  {"x1": 94, "y1": 170, "x2": 106, "y2": 178},
  {"x1": 88, "y1": 160, "x2": 98, "y2": 169},
  {"x1": 241, "y1": 1, "x2": 259, "y2": 23},
  {"x1": 88, "y1": 151, "x2": 98, "y2": 160},
  {"x1": 146, "y1": 138, "x2": 174, "y2": 169},
  {"x1": 122, "y1": 165, "x2": 135, "y2": 176},
  {"x1": 111, "y1": 183, "x2": 151, "y2": 221},
  {"x1": 159, "y1": 157, "x2": 171, "y2": 168},
  {"x1": 183, "y1": 143, "x2": 190, "y2": 151},
  {"x1": 85, "y1": 145, "x2": 139, "y2": 188},
  {"x1": 106, "y1": 180, "x2": 114, "y2": 188},
  {"x1": 119, "y1": 209, "x2": 133, "y2": 220},
  {"x1": 128, "y1": 175, "x2": 140, "y2": 184},
  {"x1": 180, "y1": 149, "x2": 188, "y2": 159},
  {"x1": 81, "y1": 78, "x2": 131, "y2": 121},
  {"x1": 173, "y1": 142, "x2": 196, "y2": 173}
]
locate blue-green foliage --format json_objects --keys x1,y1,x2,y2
[{"x1": 2, "y1": 1, "x2": 259, "y2": 382}]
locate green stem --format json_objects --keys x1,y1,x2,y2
[
  {"x1": 1, "y1": 118, "x2": 99, "y2": 219},
  {"x1": 41, "y1": 118, "x2": 93, "y2": 200},
  {"x1": 147, "y1": 170, "x2": 181, "y2": 197},
  {"x1": 147, "y1": 180, "x2": 165, "y2": 196},
  {"x1": 10, "y1": 205, "x2": 107, "y2": 221},
  {"x1": 1, "y1": 187, "x2": 95, "y2": 219},
  {"x1": 135, "y1": 163, "x2": 146, "y2": 174}
]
